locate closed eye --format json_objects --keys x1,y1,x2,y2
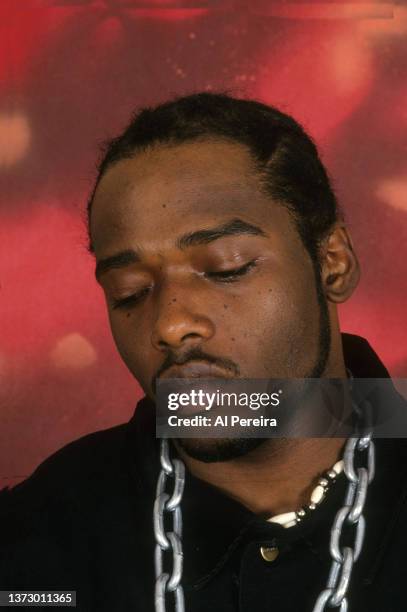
[
  {"x1": 111, "y1": 260, "x2": 258, "y2": 309},
  {"x1": 111, "y1": 286, "x2": 152, "y2": 310},
  {"x1": 205, "y1": 259, "x2": 258, "y2": 282}
]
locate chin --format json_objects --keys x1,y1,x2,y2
[{"x1": 175, "y1": 437, "x2": 267, "y2": 463}]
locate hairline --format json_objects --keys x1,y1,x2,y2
[{"x1": 87, "y1": 133, "x2": 336, "y2": 262}]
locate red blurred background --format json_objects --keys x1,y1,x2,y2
[{"x1": 1, "y1": 1, "x2": 406, "y2": 488}]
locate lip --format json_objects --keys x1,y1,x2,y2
[{"x1": 159, "y1": 360, "x2": 235, "y2": 380}]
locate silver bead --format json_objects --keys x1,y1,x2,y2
[
  {"x1": 327, "y1": 470, "x2": 337, "y2": 480},
  {"x1": 319, "y1": 478, "x2": 329, "y2": 488},
  {"x1": 297, "y1": 508, "x2": 306, "y2": 517},
  {"x1": 308, "y1": 502, "x2": 317, "y2": 511}
]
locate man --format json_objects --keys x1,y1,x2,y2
[{"x1": 1, "y1": 93, "x2": 406, "y2": 611}]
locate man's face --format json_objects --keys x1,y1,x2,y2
[{"x1": 90, "y1": 140, "x2": 331, "y2": 459}]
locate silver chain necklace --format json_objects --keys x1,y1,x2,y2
[{"x1": 154, "y1": 432, "x2": 375, "y2": 612}]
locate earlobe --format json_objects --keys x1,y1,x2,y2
[{"x1": 320, "y1": 224, "x2": 360, "y2": 303}]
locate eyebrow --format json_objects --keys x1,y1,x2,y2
[
  {"x1": 95, "y1": 249, "x2": 141, "y2": 279},
  {"x1": 95, "y1": 218, "x2": 267, "y2": 279},
  {"x1": 176, "y1": 218, "x2": 267, "y2": 249}
]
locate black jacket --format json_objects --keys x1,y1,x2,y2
[{"x1": 1, "y1": 334, "x2": 406, "y2": 611}]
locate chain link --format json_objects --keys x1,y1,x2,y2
[
  {"x1": 312, "y1": 430, "x2": 375, "y2": 611},
  {"x1": 154, "y1": 400, "x2": 375, "y2": 612},
  {"x1": 154, "y1": 439, "x2": 186, "y2": 612}
]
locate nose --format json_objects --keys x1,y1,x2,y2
[{"x1": 151, "y1": 283, "x2": 215, "y2": 352}]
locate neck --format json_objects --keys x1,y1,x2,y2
[
  {"x1": 175, "y1": 350, "x2": 349, "y2": 516},
  {"x1": 175, "y1": 437, "x2": 346, "y2": 516},
  {"x1": 175, "y1": 334, "x2": 347, "y2": 516}
]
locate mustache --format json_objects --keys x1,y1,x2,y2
[{"x1": 151, "y1": 346, "x2": 240, "y2": 395}]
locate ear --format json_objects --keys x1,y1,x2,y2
[{"x1": 319, "y1": 223, "x2": 360, "y2": 303}]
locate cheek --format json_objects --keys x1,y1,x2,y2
[
  {"x1": 222, "y1": 269, "x2": 321, "y2": 376},
  {"x1": 108, "y1": 310, "x2": 152, "y2": 380}
]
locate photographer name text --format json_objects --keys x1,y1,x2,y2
[{"x1": 167, "y1": 415, "x2": 277, "y2": 427}]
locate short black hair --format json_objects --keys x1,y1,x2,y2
[{"x1": 87, "y1": 92, "x2": 340, "y2": 261}]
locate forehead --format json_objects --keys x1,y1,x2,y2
[{"x1": 90, "y1": 140, "x2": 284, "y2": 255}]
